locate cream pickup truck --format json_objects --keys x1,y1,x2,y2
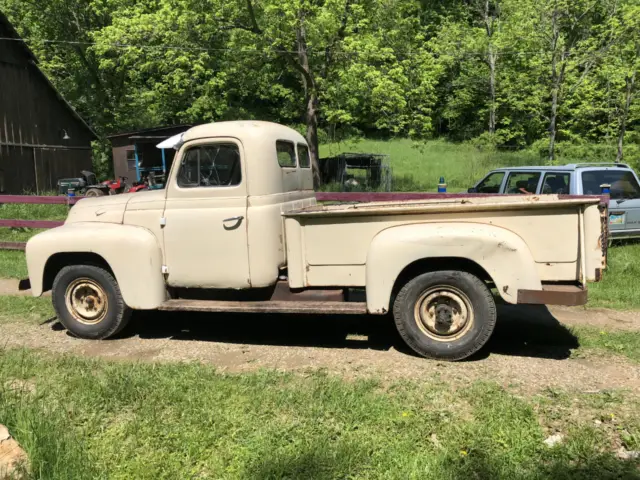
[{"x1": 23, "y1": 121, "x2": 608, "y2": 361}]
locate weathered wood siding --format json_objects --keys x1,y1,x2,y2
[{"x1": 0, "y1": 18, "x2": 94, "y2": 193}]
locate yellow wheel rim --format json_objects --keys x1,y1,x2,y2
[
  {"x1": 413, "y1": 285, "x2": 474, "y2": 342},
  {"x1": 64, "y1": 278, "x2": 108, "y2": 325}
]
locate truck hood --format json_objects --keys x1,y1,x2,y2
[
  {"x1": 66, "y1": 190, "x2": 167, "y2": 225},
  {"x1": 66, "y1": 193, "x2": 135, "y2": 224}
]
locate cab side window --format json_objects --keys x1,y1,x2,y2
[
  {"x1": 276, "y1": 141, "x2": 297, "y2": 168},
  {"x1": 177, "y1": 144, "x2": 242, "y2": 188},
  {"x1": 475, "y1": 172, "x2": 505, "y2": 193}
]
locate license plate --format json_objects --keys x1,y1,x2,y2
[{"x1": 610, "y1": 213, "x2": 625, "y2": 225}]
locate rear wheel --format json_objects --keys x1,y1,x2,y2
[
  {"x1": 85, "y1": 188, "x2": 105, "y2": 197},
  {"x1": 393, "y1": 270, "x2": 496, "y2": 361},
  {"x1": 52, "y1": 265, "x2": 131, "y2": 339}
]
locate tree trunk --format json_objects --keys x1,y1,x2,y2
[
  {"x1": 483, "y1": 0, "x2": 498, "y2": 135},
  {"x1": 548, "y1": 4, "x2": 561, "y2": 164},
  {"x1": 616, "y1": 71, "x2": 636, "y2": 163},
  {"x1": 548, "y1": 57, "x2": 567, "y2": 163},
  {"x1": 488, "y1": 47, "x2": 497, "y2": 134},
  {"x1": 296, "y1": 11, "x2": 321, "y2": 187},
  {"x1": 548, "y1": 83, "x2": 559, "y2": 163},
  {"x1": 305, "y1": 93, "x2": 320, "y2": 186}
]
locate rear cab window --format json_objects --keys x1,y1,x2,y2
[
  {"x1": 505, "y1": 171, "x2": 541, "y2": 194},
  {"x1": 297, "y1": 144, "x2": 311, "y2": 168},
  {"x1": 276, "y1": 141, "x2": 297, "y2": 168},
  {"x1": 581, "y1": 170, "x2": 640, "y2": 199}
]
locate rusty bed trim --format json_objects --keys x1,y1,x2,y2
[
  {"x1": 290, "y1": 197, "x2": 603, "y2": 218},
  {"x1": 517, "y1": 287, "x2": 587, "y2": 306}
]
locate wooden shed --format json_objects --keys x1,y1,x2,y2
[
  {"x1": 108, "y1": 125, "x2": 193, "y2": 185},
  {"x1": 0, "y1": 12, "x2": 96, "y2": 194}
]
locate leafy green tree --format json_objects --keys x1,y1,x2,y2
[{"x1": 605, "y1": 1, "x2": 640, "y2": 162}]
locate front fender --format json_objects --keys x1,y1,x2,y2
[
  {"x1": 26, "y1": 223, "x2": 166, "y2": 309},
  {"x1": 365, "y1": 223, "x2": 542, "y2": 313}
]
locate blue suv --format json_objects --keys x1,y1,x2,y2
[{"x1": 469, "y1": 163, "x2": 640, "y2": 239}]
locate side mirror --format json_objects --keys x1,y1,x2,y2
[{"x1": 468, "y1": 187, "x2": 477, "y2": 193}]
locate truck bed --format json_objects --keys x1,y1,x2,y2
[{"x1": 283, "y1": 194, "x2": 607, "y2": 304}]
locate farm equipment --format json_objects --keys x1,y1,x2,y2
[
  {"x1": 57, "y1": 170, "x2": 105, "y2": 196},
  {"x1": 57, "y1": 171, "x2": 151, "y2": 196},
  {"x1": 319, "y1": 153, "x2": 392, "y2": 192}
]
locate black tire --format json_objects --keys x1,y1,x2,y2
[
  {"x1": 393, "y1": 270, "x2": 496, "y2": 361},
  {"x1": 85, "y1": 188, "x2": 105, "y2": 197},
  {"x1": 52, "y1": 265, "x2": 131, "y2": 339}
]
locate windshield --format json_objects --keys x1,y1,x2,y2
[{"x1": 581, "y1": 170, "x2": 640, "y2": 200}]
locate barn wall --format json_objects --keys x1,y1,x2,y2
[{"x1": 0, "y1": 24, "x2": 94, "y2": 193}]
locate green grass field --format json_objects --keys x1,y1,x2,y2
[
  {"x1": 0, "y1": 347, "x2": 638, "y2": 479},
  {"x1": 589, "y1": 242, "x2": 640, "y2": 309}
]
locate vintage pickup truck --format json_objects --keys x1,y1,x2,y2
[{"x1": 24, "y1": 121, "x2": 608, "y2": 361}]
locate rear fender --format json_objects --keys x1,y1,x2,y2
[
  {"x1": 365, "y1": 223, "x2": 542, "y2": 313},
  {"x1": 26, "y1": 223, "x2": 166, "y2": 309}
]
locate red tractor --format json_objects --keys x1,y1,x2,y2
[{"x1": 57, "y1": 171, "x2": 150, "y2": 197}]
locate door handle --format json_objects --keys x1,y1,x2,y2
[{"x1": 223, "y1": 216, "x2": 244, "y2": 223}]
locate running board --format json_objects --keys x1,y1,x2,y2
[
  {"x1": 158, "y1": 299, "x2": 368, "y2": 315},
  {"x1": 517, "y1": 284, "x2": 587, "y2": 306}
]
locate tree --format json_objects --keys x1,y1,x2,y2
[
  {"x1": 540, "y1": 0, "x2": 602, "y2": 162},
  {"x1": 221, "y1": 0, "x2": 356, "y2": 186},
  {"x1": 605, "y1": 1, "x2": 640, "y2": 162},
  {"x1": 477, "y1": 0, "x2": 501, "y2": 134},
  {"x1": 2, "y1": 0, "x2": 639, "y2": 172}
]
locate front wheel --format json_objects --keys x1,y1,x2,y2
[
  {"x1": 52, "y1": 265, "x2": 131, "y2": 339},
  {"x1": 393, "y1": 271, "x2": 496, "y2": 361}
]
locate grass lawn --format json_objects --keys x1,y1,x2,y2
[
  {"x1": 0, "y1": 347, "x2": 638, "y2": 480},
  {"x1": 0, "y1": 202, "x2": 66, "y2": 244},
  {"x1": 589, "y1": 242, "x2": 640, "y2": 309},
  {"x1": 0, "y1": 251, "x2": 27, "y2": 278}
]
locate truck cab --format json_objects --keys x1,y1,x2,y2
[{"x1": 25, "y1": 122, "x2": 608, "y2": 361}]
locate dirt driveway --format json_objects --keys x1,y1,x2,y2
[{"x1": 3, "y1": 294, "x2": 640, "y2": 394}]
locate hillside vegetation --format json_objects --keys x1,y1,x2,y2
[{"x1": 0, "y1": 0, "x2": 638, "y2": 178}]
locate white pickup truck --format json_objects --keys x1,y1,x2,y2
[{"x1": 24, "y1": 121, "x2": 608, "y2": 360}]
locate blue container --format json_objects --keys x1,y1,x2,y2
[
  {"x1": 68, "y1": 188, "x2": 76, "y2": 197},
  {"x1": 437, "y1": 176, "x2": 447, "y2": 193},
  {"x1": 600, "y1": 183, "x2": 611, "y2": 195}
]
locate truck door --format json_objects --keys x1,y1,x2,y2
[{"x1": 162, "y1": 138, "x2": 250, "y2": 288}]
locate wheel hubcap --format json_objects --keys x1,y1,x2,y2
[
  {"x1": 414, "y1": 286, "x2": 474, "y2": 341},
  {"x1": 65, "y1": 278, "x2": 108, "y2": 325}
]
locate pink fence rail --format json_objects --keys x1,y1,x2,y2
[
  {"x1": 1, "y1": 192, "x2": 608, "y2": 251},
  {"x1": 0, "y1": 195, "x2": 80, "y2": 251},
  {"x1": 0, "y1": 195, "x2": 83, "y2": 206}
]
